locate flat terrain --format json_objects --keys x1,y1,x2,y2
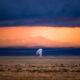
[
  {"x1": 0, "y1": 56, "x2": 80, "y2": 65},
  {"x1": 0, "y1": 56, "x2": 80, "y2": 80}
]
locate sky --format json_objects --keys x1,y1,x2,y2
[
  {"x1": 0, "y1": 0, "x2": 80, "y2": 55},
  {"x1": 0, "y1": 27, "x2": 80, "y2": 47},
  {"x1": 0, "y1": 0, "x2": 80, "y2": 21}
]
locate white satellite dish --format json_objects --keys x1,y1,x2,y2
[{"x1": 36, "y1": 48, "x2": 43, "y2": 57}]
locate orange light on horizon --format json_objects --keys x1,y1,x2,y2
[{"x1": 0, "y1": 26, "x2": 80, "y2": 47}]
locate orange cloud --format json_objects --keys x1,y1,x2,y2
[{"x1": 0, "y1": 26, "x2": 80, "y2": 47}]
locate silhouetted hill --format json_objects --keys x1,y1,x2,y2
[{"x1": 0, "y1": 47, "x2": 80, "y2": 56}]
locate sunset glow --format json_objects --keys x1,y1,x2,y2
[{"x1": 0, "y1": 26, "x2": 80, "y2": 47}]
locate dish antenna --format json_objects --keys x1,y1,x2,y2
[{"x1": 36, "y1": 48, "x2": 43, "y2": 57}]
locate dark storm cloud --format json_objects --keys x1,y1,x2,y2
[
  {"x1": 0, "y1": 17, "x2": 80, "y2": 27},
  {"x1": 0, "y1": 0, "x2": 80, "y2": 27}
]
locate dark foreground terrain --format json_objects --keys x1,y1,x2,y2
[{"x1": 0, "y1": 56, "x2": 80, "y2": 80}]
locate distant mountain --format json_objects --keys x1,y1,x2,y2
[
  {"x1": 0, "y1": 47, "x2": 80, "y2": 56},
  {"x1": 0, "y1": 36, "x2": 77, "y2": 48},
  {"x1": 26, "y1": 36, "x2": 76, "y2": 47}
]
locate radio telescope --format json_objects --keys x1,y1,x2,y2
[{"x1": 36, "y1": 48, "x2": 43, "y2": 57}]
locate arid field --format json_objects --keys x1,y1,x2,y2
[{"x1": 0, "y1": 56, "x2": 80, "y2": 80}]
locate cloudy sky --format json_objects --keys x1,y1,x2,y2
[{"x1": 0, "y1": 0, "x2": 80, "y2": 48}]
